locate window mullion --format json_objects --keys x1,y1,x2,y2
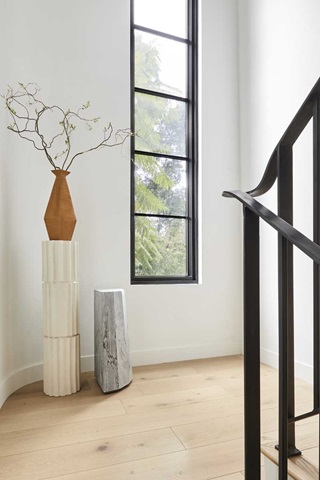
[
  {"x1": 134, "y1": 24, "x2": 191, "y2": 44},
  {"x1": 135, "y1": 213, "x2": 189, "y2": 220},
  {"x1": 134, "y1": 150, "x2": 189, "y2": 162},
  {"x1": 135, "y1": 87, "x2": 189, "y2": 103}
]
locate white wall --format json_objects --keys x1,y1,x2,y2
[
  {"x1": 0, "y1": 0, "x2": 242, "y2": 406},
  {"x1": 0, "y1": 62, "x2": 10, "y2": 407},
  {"x1": 239, "y1": 0, "x2": 320, "y2": 382}
]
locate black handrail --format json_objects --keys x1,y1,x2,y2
[
  {"x1": 224, "y1": 77, "x2": 320, "y2": 479},
  {"x1": 223, "y1": 190, "x2": 320, "y2": 264}
]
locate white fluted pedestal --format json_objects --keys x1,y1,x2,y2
[{"x1": 42, "y1": 241, "x2": 80, "y2": 396}]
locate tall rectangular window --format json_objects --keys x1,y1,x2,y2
[{"x1": 131, "y1": 0, "x2": 198, "y2": 284}]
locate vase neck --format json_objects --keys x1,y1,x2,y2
[{"x1": 52, "y1": 169, "x2": 70, "y2": 178}]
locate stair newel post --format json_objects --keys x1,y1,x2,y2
[
  {"x1": 243, "y1": 206, "x2": 261, "y2": 480},
  {"x1": 312, "y1": 95, "x2": 320, "y2": 479}
]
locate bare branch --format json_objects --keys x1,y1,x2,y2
[
  {"x1": 2, "y1": 83, "x2": 132, "y2": 171},
  {"x1": 65, "y1": 127, "x2": 132, "y2": 170},
  {"x1": 8, "y1": 126, "x2": 45, "y2": 151}
]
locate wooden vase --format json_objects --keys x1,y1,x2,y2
[{"x1": 44, "y1": 170, "x2": 77, "y2": 241}]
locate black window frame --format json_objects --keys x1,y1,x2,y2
[{"x1": 130, "y1": 0, "x2": 198, "y2": 285}]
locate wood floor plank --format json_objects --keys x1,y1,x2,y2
[
  {"x1": 219, "y1": 383, "x2": 313, "y2": 412},
  {"x1": 174, "y1": 357, "x2": 276, "y2": 380},
  {"x1": 134, "y1": 371, "x2": 279, "y2": 396},
  {"x1": 181, "y1": 355, "x2": 244, "y2": 373},
  {"x1": 1, "y1": 376, "x2": 142, "y2": 416},
  {"x1": 121, "y1": 385, "x2": 229, "y2": 413},
  {"x1": 0, "y1": 393, "x2": 127, "y2": 416},
  {"x1": 0, "y1": 428, "x2": 184, "y2": 480},
  {"x1": 1, "y1": 386, "x2": 313, "y2": 456},
  {"x1": 43, "y1": 438, "x2": 244, "y2": 480},
  {"x1": 135, "y1": 362, "x2": 307, "y2": 397},
  {"x1": 122, "y1": 379, "x2": 313, "y2": 415},
  {"x1": 132, "y1": 364, "x2": 198, "y2": 381},
  {"x1": 135, "y1": 373, "x2": 232, "y2": 395},
  {"x1": 0, "y1": 396, "x2": 246, "y2": 454},
  {"x1": 0, "y1": 399, "x2": 126, "y2": 434},
  {"x1": 0, "y1": 356, "x2": 315, "y2": 480},
  {"x1": 172, "y1": 401, "x2": 313, "y2": 449},
  {"x1": 181, "y1": 357, "x2": 244, "y2": 375},
  {"x1": 172, "y1": 412, "x2": 245, "y2": 449}
]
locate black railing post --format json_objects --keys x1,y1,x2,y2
[
  {"x1": 277, "y1": 144, "x2": 301, "y2": 457},
  {"x1": 278, "y1": 234, "x2": 289, "y2": 479},
  {"x1": 313, "y1": 95, "x2": 320, "y2": 478},
  {"x1": 243, "y1": 206, "x2": 261, "y2": 480}
]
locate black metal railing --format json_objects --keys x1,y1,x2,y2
[{"x1": 223, "y1": 77, "x2": 320, "y2": 479}]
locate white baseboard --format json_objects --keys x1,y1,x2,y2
[
  {"x1": 0, "y1": 363, "x2": 43, "y2": 410},
  {"x1": 80, "y1": 343, "x2": 242, "y2": 370},
  {"x1": 0, "y1": 356, "x2": 97, "y2": 409},
  {"x1": 0, "y1": 342, "x2": 241, "y2": 409},
  {"x1": 261, "y1": 347, "x2": 313, "y2": 384},
  {"x1": 130, "y1": 342, "x2": 242, "y2": 366}
]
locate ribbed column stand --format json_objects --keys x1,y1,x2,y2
[{"x1": 42, "y1": 241, "x2": 80, "y2": 396}]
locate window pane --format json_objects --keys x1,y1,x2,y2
[
  {"x1": 134, "y1": 0, "x2": 187, "y2": 39},
  {"x1": 135, "y1": 31, "x2": 187, "y2": 97},
  {"x1": 135, "y1": 216, "x2": 187, "y2": 276},
  {"x1": 135, "y1": 155, "x2": 187, "y2": 216},
  {"x1": 135, "y1": 92, "x2": 187, "y2": 156}
]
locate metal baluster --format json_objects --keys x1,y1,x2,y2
[
  {"x1": 243, "y1": 206, "x2": 261, "y2": 479},
  {"x1": 278, "y1": 234, "x2": 289, "y2": 479},
  {"x1": 277, "y1": 144, "x2": 300, "y2": 455},
  {"x1": 313, "y1": 95, "x2": 320, "y2": 480},
  {"x1": 277, "y1": 144, "x2": 301, "y2": 478}
]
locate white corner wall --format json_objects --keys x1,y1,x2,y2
[
  {"x1": 0, "y1": 76, "x2": 10, "y2": 407},
  {"x1": 0, "y1": 0, "x2": 242, "y2": 407},
  {"x1": 239, "y1": 0, "x2": 320, "y2": 382}
]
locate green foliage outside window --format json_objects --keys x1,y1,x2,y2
[{"x1": 134, "y1": 34, "x2": 187, "y2": 276}]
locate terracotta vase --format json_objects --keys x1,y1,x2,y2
[{"x1": 44, "y1": 170, "x2": 77, "y2": 241}]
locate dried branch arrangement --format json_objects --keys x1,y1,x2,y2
[{"x1": 1, "y1": 83, "x2": 132, "y2": 171}]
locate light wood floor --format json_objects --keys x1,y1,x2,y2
[{"x1": 0, "y1": 355, "x2": 316, "y2": 479}]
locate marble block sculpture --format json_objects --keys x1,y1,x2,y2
[
  {"x1": 42, "y1": 241, "x2": 80, "y2": 396},
  {"x1": 94, "y1": 289, "x2": 132, "y2": 393}
]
